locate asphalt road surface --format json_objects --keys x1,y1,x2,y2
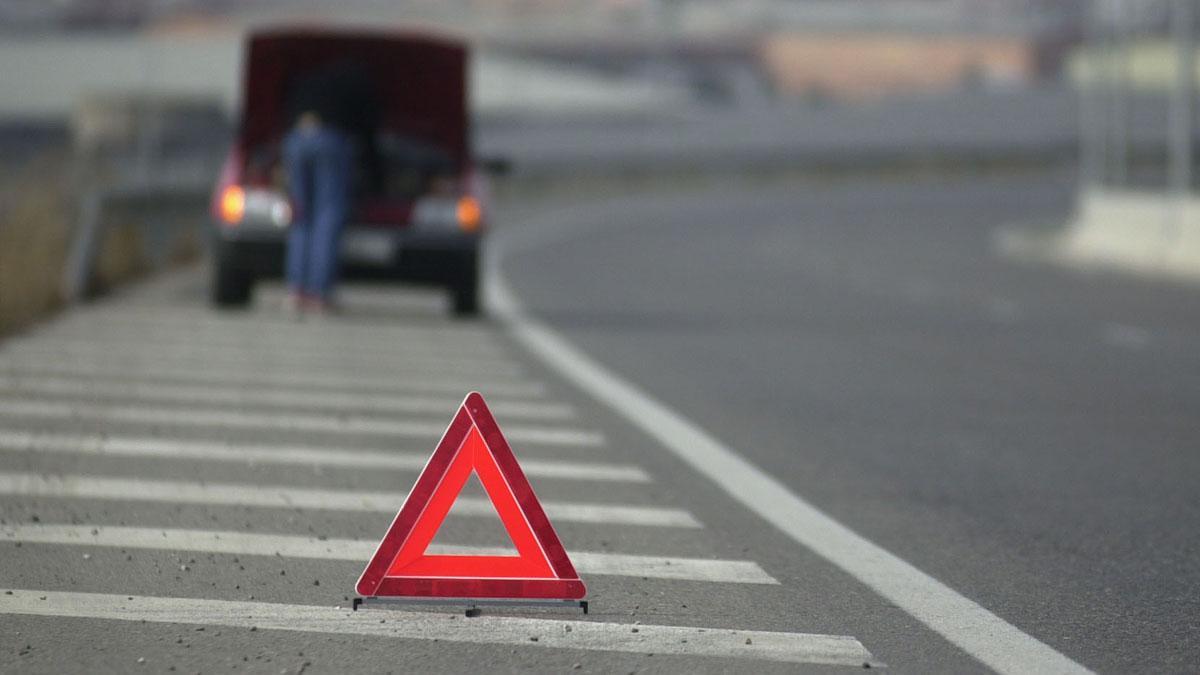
[
  {"x1": 0, "y1": 169, "x2": 1196, "y2": 673},
  {"x1": 497, "y1": 170, "x2": 1200, "y2": 674}
]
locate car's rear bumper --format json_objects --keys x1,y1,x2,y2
[{"x1": 212, "y1": 223, "x2": 479, "y2": 285}]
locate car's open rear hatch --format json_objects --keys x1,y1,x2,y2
[{"x1": 240, "y1": 28, "x2": 469, "y2": 166}]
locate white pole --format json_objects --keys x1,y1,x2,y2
[
  {"x1": 1080, "y1": 0, "x2": 1106, "y2": 188},
  {"x1": 1168, "y1": 0, "x2": 1194, "y2": 209},
  {"x1": 1108, "y1": 0, "x2": 1129, "y2": 187}
]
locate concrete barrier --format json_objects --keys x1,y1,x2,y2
[{"x1": 998, "y1": 187, "x2": 1200, "y2": 283}]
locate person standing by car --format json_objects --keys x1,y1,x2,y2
[{"x1": 283, "y1": 60, "x2": 378, "y2": 315}]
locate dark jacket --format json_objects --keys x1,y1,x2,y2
[{"x1": 287, "y1": 60, "x2": 382, "y2": 191}]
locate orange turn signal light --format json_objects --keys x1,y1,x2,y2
[
  {"x1": 456, "y1": 196, "x2": 482, "y2": 233},
  {"x1": 219, "y1": 185, "x2": 245, "y2": 225}
]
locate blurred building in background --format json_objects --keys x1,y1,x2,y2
[{"x1": 0, "y1": 0, "x2": 1091, "y2": 107}]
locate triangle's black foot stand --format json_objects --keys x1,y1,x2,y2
[{"x1": 352, "y1": 597, "x2": 588, "y2": 615}]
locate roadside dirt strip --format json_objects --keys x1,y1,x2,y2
[{"x1": 0, "y1": 272, "x2": 879, "y2": 671}]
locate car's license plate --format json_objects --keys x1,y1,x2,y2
[{"x1": 341, "y1": 230, "x2": 395, "y2": 265}]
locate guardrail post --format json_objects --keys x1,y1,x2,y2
[
  {"x1": 1168, "y1": 0, "x2": 1195, "y2": 247},
  {"x1": 60, "y1": 187, "x2": 106, "y2": 303}
]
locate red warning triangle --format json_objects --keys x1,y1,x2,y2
[{"x1": 356, "y1": 392, "x2": 586, "y2": 600}]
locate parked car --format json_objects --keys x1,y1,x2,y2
[{"x1": 209, "y1": 27, "x2": 494, "y2": 315}]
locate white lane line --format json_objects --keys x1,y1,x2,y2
[
  {"x1": 487, "y1": 250, "x2": 1092, "y2": 674},
  {"x1": 26, "y1": 333, "x2": 514, "y2": 359},
  {"x1": 0, "y1": 399, "x2": 604, "y2": 448},
  {"x1": 0, "y1": 362, "x2": 548, "y2": 398},
  {"x1": 31, "y1": 335, "x2": 511, "y2": 362},
  {"x1": 0, "y1": 473, "x2": 701, "y2": 528},
  {"x1": 54, "y1": 312, "x2": 504, "y2": 342},
  {"x1": 0, "y1": 525, "x2": 774, "y2": 584},
  {"x1": 0, "y1": 431, "x2": 648, "y2": 483},
  {"x1": 25, "y1": 320, "x2": 510, "y2": 343},
  {"x1": 0, "y1": 345, "x2": 526, "y2": 378},
  {"x1": 0, "y1": 590, "x2": 872, "y2": 666},
  {"x1": 1100, "y1": 323, "x2": 1152, "y2": 351},
  {"x1": 60, "y1": 302, "x2": 494, "y2": 325},
  {"x1": 0, "y1": 376, "x2": 575, "y2": 421},
  {"x1": 985, "y1": 297, "x2": 1024, "y2": 324},
  {"x1": 36, "y1": 330, "x2": 507, "y2": 357}
]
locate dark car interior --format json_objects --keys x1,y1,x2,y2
[
  {"x1": 245, "y1": 132, "x2": 456, "y2": 204},
  {"x1": 237, "y1": 33, "x2": 468, "y2": 224}
]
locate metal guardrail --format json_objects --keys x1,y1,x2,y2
[
  {"x1": 60, "y1": 175, "x2": 210, "y2": 303},
  {"x1": 476, "y1": 89, "x2": 1087, "y2": 183}
]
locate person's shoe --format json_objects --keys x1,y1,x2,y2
[
  {"x1": 282, "y1": 291, "x2": 304, "y2": 320},
  {"x1": 305, "y1": 297, "x2": 340, "y2": 318}
]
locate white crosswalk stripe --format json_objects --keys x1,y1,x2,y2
[
  {"x1": 51, "y1": 311, "x2": 504, "y2": 343},
  {"x1": 0, "y1": 473, "x2": 702, "y2": 527},
  {"x1": 27, "y1": 331, "x2": 515, "y2": 359},
  {"x1": 0, "y1": 524, "x2": 776, "y2": 584},
  {"x1": 0, "y1": 361, "x2": 549, "y2": 398},
  {"x1": 0, "y1": 399, "x2": 604, "y2": 447},
  {"x1": 1, "y1": 342, "x2": 526, "y2": 377},
  {"x1": 0, "y1": 277, "x2": 871, "y2": 668},
  {"x1": 0, "y1": 430, "x2": 648, "y2": 482},
  {"x1": 0, "y1": 376, "x2": 576, "y2": 421},
  {"x1": 0, "y1": 590, "x2": 876, "y2": 666}
]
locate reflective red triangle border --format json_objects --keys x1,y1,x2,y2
[{"x1": 356, "y1": 392, "x2": 587, "y2": 600}]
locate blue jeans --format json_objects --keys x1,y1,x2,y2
[{"x1": 283, "y1": 126, "x2": 352, "y2": 299}]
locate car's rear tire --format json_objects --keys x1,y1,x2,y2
[
  {"x1": 212, "y1": 244, "x2": 253, "y2": 308},
  {"x1": 450, "y1": 251, "x2": 480, "y2": 317}
]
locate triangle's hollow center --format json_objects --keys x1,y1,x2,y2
[
  {"x1": 382, "y1": 421, "x2": 557, "y2": 579},
  {"x1": 428, "y1": 471, "x2": 520, "y2": 556}
]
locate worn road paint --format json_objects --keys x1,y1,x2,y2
[
  {"x1": 1, "y1": 525, "x2": 775, "y2": 584},
  {"x1": 0, "y1": 590, "x2": 874, "y2": 666},
  {"x1": 0, "y1": 473, "x2": 700, "y2": 527}
]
